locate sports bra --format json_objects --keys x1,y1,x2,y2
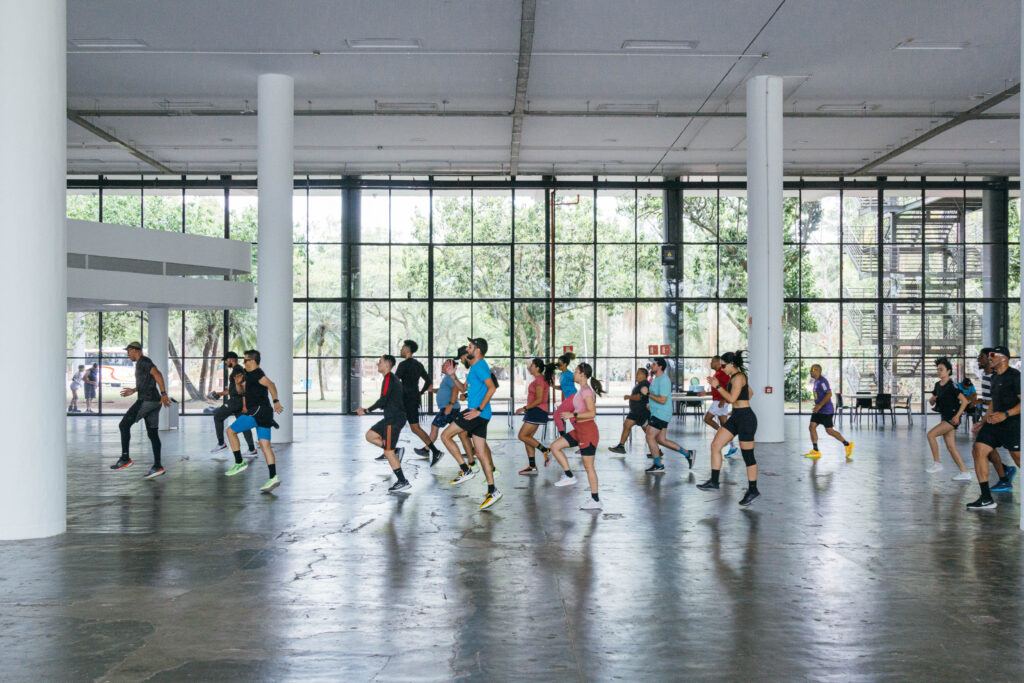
[{"x1": 727, "y1": 373, "x2": 750, "y2": 401}]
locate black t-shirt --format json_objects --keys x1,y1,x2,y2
[
  {"x1": 134, "y1": 355, "x2": 160, "y2": 401},
  {"x1": 990, "y1": 367, "x2": 1021, "y2": 416},
  {"x1": 368, "y1": 372, "x2": 406, "y2": 424},
  {"x1": 931, "y1": 379, "x2": 961, "y2": 420},
  {"x1": 629, "y1": 380, "x2": 650, "y2": 413},
  {"x1": 244, "y1": 367, "x2": 274, "y2": 427},
  {"x1": 395, "y1": 357, "x2": 429, "y2": 399},
  {"x1": 227, "y1": 365, "x2": 246, "y2": 407}
]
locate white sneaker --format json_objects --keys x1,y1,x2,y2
[
  {"x1": 210, "y1": 443, "x2": 228, "y2": 453},
  {"x1": 952, "y1": 470, "x2": 973, "y2": 482},
  {"x1": 580, "y1": 498, "x2": 602, "y2": 510},
  {"x1": 555, "y1": 474, "x2": 578, "y2": 487},
  {"x1": 925, "y1": 462, "x2": 943, "y2": 473}
]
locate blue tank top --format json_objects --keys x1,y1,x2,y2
[{"x1": 560, "y1": 371, "x2": 577, "y2": 398}]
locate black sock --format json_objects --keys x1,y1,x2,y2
[
  {"x1": 711, "y1": 469, "x2": 720, "y2": 485},
  {"x1": 268, "y1": 463, "x2": 276, "y2": 478},
  {"x1": 812, "y1": 442, "x2": 818, "y2": 450},
  {"x1": 592, "y1": 492, "x2": 600, "y2": 502},
  {"x1": 429, "y1": 443, "x2": 441, "y2": 455},
  {"x1": 233, "y1": 450, "x2": 242, "y2": 464},
  {"x1": 564, "y1": 470, "x2": 574, "y2": 478},
  {"x1": 488, "y1": 483, "x2": 496, "y2": 494},
  {"x1": 748, "y1": 480, "x2": 758, "y2": 493},
  {"x1": 538, "y1": 445, "x2": 549, "y2": 453},
  {"x1": 842, "y1": 440, "x2": 849, "y2": 446},
  {"x1": 528, "y1": 456, "x2": 536, "y2": 467},
  {"x1": 394, "y1": 467, "x2": 407, "y2": 483},
  {"x1": 980, "y1": 481, "x2": 991, "y2": 498},
  {"x1": 460, "y1": 463, "x2": 470, "y2": 473}
]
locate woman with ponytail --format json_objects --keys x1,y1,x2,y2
[
  {"x1": 552, "y1": 352, "x2": 578, "y2": 437},
  {"x1": 515, "y1": 358, "x2": 552, "y2": 474},
  {"x1": 698, "y1": 350, "x2": 761, "y2": 506},
  {"x1": 548, "y1": 362, "x2": 606, "y2": 510}
]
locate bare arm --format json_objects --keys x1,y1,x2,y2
[{"x1": 151, "y1": 366, "x2": 171, "y2": 406}]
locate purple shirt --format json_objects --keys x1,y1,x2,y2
[{"x1": 813, "y1": 377, "x2": 834, "y2": 415}]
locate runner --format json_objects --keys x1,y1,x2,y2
[
  {"x1": 433, "y1": 345, "x2": 481, "y2": 469},
  {"x1": 514, "y1": 358, "x2": 553, "y2": 474},
  {"x1": 417, "y1": 354, "x2": 461, "y2": 461},
  {"x1": 109, "y1": 342, "x2": 172, "y2": 480},
  {"x1": 925, "y1": 357, "x2": 971, "y2": 481},
  {"x1": 552, "y1": 351, "x2": 577, "y2": 438},
  {"x1": 440, "y1": 338, "x2": 501, "y2": 510},
  {"x1": 547, "y1": 362, "x2": 606, "y2": 510},
  {"x1": 701, "y1": 356, "x2": 737, "y2": 458},
  {"x1": 697, "y1": 351, "x2": 760, "y2": 506},
  {"x1": 803, "y1": 364, "x2": 854, "y2": 460},
  {"x1": 644, "y1": 358, "x2": 696, "y2": 474},
  {"x1": 209, "y1": 351, "x2": 256, "y2": 457},
  {"x1": 357, "y1": 354, "x2": 410, "y2": 494},
  {"x1": 223, "y1": 350, "x2": 285, "y2": 493},
  {"x1": 967, "y1": 346, "x2": 1021, "y2": 510},
  {"x1": 395, "y1": 340, "x2": 437, "y2": 460},
  {"x1": 974, "y1": 348, "x2": 1017, "y2": 491},
  {"x1": 608, "y1": 366, "x2": 649, "y2": 454}
]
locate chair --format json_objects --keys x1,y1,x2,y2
[
  {"x1": 874, "y1": 393, "x2": 894, "y2": 425},
  {"x1": 835, "y1": 393, "x2": 847, "y2": 426},
  {"x1": 902, "y1": 395, "x2": 914, "y2": 425},
  {"x1": 855, "y1": 396, "x2": 873, "y2": 424}
]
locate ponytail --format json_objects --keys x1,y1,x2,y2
[
  {"x1": 542, "y1": 361, "x2": 558, "y2": 385},
  {"x1": 576, "y1": 362, "x2": 605, "y2": 397},
  {"x1": 721, "y1": 350, "x2": 747, "y2": 373},
  {"x1": 558, "y1": 351, "x2": 576, "y2": 366}
]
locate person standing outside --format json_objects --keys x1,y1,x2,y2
[
  {"x1": 514, "y1": 358, "x2": 553, "y2": 474},
  {"x1": 644, "y1": 358, "x2": 695, "y2": 474},
  {"x1": 396, "y1": 340, "x2": 436, "y2": 460},
  {"x1": 925, "y1": 357, "x2": 971, "y2": 480},
  {"x1": 609, "y1": 366, "x2": 650, "y2": 454},
  {"x1": 209, "y1": 351, "x2": 256, "y2": 457},
  {"x1": 357, "y1": 354, "x2": 410, "y2": 494},
  {"x1": 224, "y1": 350, "x2": 285, "y2": 493},
  {"x1": 803, "y1": 364, "x2": 853, "y2": 460},
  {"x1": 109, "y1": 342, "x2": 171, "y2": 480},
  {"x1": 83, "y1": 362, "x2": 98, "y2": 412},
  {"x1": 68, "y1": 364, "x2": 84, "y2": 413},
  {"x1": 702, "y1": 356, "x2": 737, "y2": 458},
  {"x1": 967, "y1": 346, "x2": 1021, "y2": 510}
]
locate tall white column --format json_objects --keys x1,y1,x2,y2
[
  {"x1": 0, "y1": 0, "x2": 66, "y2": 539},
  {"x1": 257, "y1": 74, "x2": 294, "y2": 441},
  {"x1": 746, "y1": 75, "x2": 785, "y2": 443},
  {"x1": 147, "y1": 308, "x2": 170, "y2": 430}
]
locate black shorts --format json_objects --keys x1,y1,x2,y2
[
  {"x1": 976, "y1": 420, "x2": 1021, "y2": 452},
  {"x1": 403, "y1": 395, "x2": 420, "y2": 424},
  {"x1": 938, "y1": 412, "x2": 960, "y2": 429},
  {"x1": 523, "y1": 407, "x2": 549, "y2": 425},
  {"x1": 563, "y1": 432, "x2": 597, "y2": 455},
  {"x1": 723, "y1": 407, "x2": 758, "y2": 442},
  {"x1": 647, "y1": 415, "x2": 670, "y2": 431},
  {"x1": 121, "y1": 399, "x2": 161, "y2": 430},
  {"x1": 454, "y1": 412, "x2": 489, "y2": 439},
  {"x1": 626, "y1": 410, "x2": 649, "y2": 427},
  {"x1": 810, "y1": 413, "x2": 834, "y2": 429},
  {"x1": 84, "y1": 384, "x2": 96, "y2": 399},
  {"x1": 370, "y1": 419, "x2": 405, "y2": 451}
]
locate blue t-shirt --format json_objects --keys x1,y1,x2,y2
[
  {"x1": 813, "y1": 377, "x2": 834, "y2": 415},
  {"x1": 560, "y1": 371, "x2": 577, "y2": 398},
  {"x1": 648, "y1": 373, "x2": 673, "y2": 422},
  {"x1": 466, "y1": 359, "x2": 493, "y2": 420},
  {"x1": 435, "y1": 374, "x2": 459, "y2": 412}
]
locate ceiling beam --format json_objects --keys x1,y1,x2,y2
[
  {"x1": 67, "y1": 111, "x2": 175, "y2": 174},
  {"x1": 509, "y1": 0, "x2": 536, "y2": 175},
  {"x1": 851, "y1": 84, "x2": 1020, "y2": 175}
]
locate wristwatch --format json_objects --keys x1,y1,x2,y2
[
  {"x1": 160, "y1": 391, "x2": 167, "y2": 396},
  {"x1": 573, "y1": 411, "x2": 578, "y2": 418}
]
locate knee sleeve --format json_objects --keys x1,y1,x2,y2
[{"x1": 741, "y1": 448, "x2": 756, "y2": 466}]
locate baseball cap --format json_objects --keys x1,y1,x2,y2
[
  {"x1": 125, "y1": 341, "x2": 142, "y2": 351},
  {"x1": 222, "y1": 351, "x2": 239, "y2": 361},
  {"x1": 990, "y1": 345, "x2": 1011, "y2": 358},
  {"x1": 467, "y1": 337, "x2": 488, "y2": 355}
]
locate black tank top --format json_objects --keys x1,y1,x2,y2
[{"x1": 728, "y1": 373, "x2": 750, "y2": 401}]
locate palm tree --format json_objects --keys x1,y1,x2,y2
[{"x1": 301, "y1": 303, "x2": 343, "y2": 400}]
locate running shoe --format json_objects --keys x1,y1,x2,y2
[
  {"x1": 430, "y1": 450, "x2": 444, "y2": 467},
  {"x1": 210, "y1": 443, "x2": 228, "y2": 453},
  {"x1": 395, "y1": 447, "x2": 404, "y2": 463},
  {"x1": 110, "y1": 457, "x2": 132, "y2": 470},
  {"x1": 803, "y1": 449, "x2": 822, "y2": 459},
  {"x1": 608, "y1": 444, "x2": 627, "y2": 455},
  {"x1": 492, "y1": 466, "x2": 500, "y2": 477},
  {"x1": 225, "y1": 461, "x2": 248, "y2": 477},
  {"x1": 738, "y1": 489, "x2": 760, "y2": 506},
  {"x1": 450, "y1": 469, "x2": 475, "y2": 486},
  {"x1": 696, "y1": 479, "x2": 720, "y2": 491},
  {"x1": 374, "y1": 452, "x2": 387, "y2": 461},
  {"x1": 479, "y1": 489, "x2": 502, "y2": 510},
  {"x1": 518, "y1": 466, "x2": 538, "y2": 476},
  {"x1": 952, "y1": 471, "x2": 973, "y2": 482},
  {"x1": 388, "y1": 480, "x2": 411, "y2": 494},
  {"x1": 246, "y1": 448, "x2": 259, "y2": 457},
  {"x1": 468, "y1": 460, "x2": 479, "y2": 472},
  {"x1": 414, "y1": 447, "x2": 430, "y2": 458},
  {"x1": 144, "y1": 466, "x2": 165, "y2": 480},
  {"x1": 990, "y1": 479, "x2": 1013, "y2": 492},
  {"x1": 555, "y1": 474, "x2": 577, "y2": 487},
  {"x1": 543, "y1": 451, "x2": 552, "y2": 466},
  {"x1": 645, "y1": 464, "x2": 665, "y2": 475},
  {"x1": 580, "y1": 499, "x2": 602, "y2": 510},
  {"x1": 844, "y1": 442, "x2": 855, "y2": 459},
  {"x1": 925, "y1": 462, "x2": 943, "y2": 473},
  {"x1": 724, "y1": 444, "x2": 738, "y2": 458},
  {"x1": 682, "y1": 449, "x2": 695, "y2": 469},
  {"x1": 966, "y1": 496, "x2": 997, "y2": 510},
  {"x1": 260, "y1": 475, "x2": 281, "y2": 493},
  {"x1": 1005, "y1": 465, "x2": 1018, "y2": 484}
]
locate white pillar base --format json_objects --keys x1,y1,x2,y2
[{"x1": 147, "y1": 308, "x2": 170, "y2": 430}]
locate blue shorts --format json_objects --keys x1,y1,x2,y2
[
  {"x1": 523, "y1": 406, "x2": 549, "y2": 425},
  {"x1": 431, "y1": 407, "x2": 459, "y2": 428},
  {"x1": 230, "y1": 414, "x2": 272, "y2": 441}
]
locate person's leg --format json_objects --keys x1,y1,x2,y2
[
  {"x1": 926, "y1": 423, "x2": 943, "y2": 463},
  {"x1": 553, "y1": 396, "x2": 573, "y2": 435},
  {"x1": 969, "y1": 441, "x2": 997, "y2": 507},
  {"x1": 241, "y1": 426, "x2": 256, "y2": 452},
  {"x1": 549, "y1": 435, "x2": 574, "y2": 477},
  {"x1": 581, "y1": 454, "x2": 598, "y2": 497},
  {"x1": 808, "y1": 421, "x2": 819, "y2": 451},
  {"x1": 147, "y1": 427, "x2": 162, "y2": 467},
  {"x1": 703, "y1": 412, "x2": 721, "y2": 431},
  {"x1": 825, "y1": 427, "x2": 847, "y2": 445},
  {"x1": 645, "y1": 425, "x2": 662, "y2": 460},
  {"x1": 473, "y1": 435, "x2": 494, "y2": 485},
  {"x1": 698, "y1": 427, "x2": 734, "y2": 490},
  {"x1": 988, "y1": 451, "x2": 1006, "y2": 480},
  {"x1": 519, "y1": 423, "x2": 538, "y2": 466},
  {"x1": 410, "y1": 421, "x2": 432, "y2": 447},
  {"x1": 118, "y1": 401, "x2": 142, "y2": 460},
  {"x1": 457, "y1": 431, "x2": 475, "y2": 463},
  {"x1": 618, "y1": 418, "x2": 636, "y2": 446},
  {"x1": 738, "y1": 439, "x2": 759, "y2": 504},
  {"x1": 657, "y1": 431, "x2": 682, "y2": 452},
  {"x1": 213, "y1": 405, "x2": 231, "y2": 445},
  {"x1": 441, "y1": 423, "x2": 472, "y2": 476},
  {"x1": 226, "y1": 425, "x2": 241, "y2": 452},
  {"x1": 941, "y1": 429, "x2": 967, "y2": 472}
]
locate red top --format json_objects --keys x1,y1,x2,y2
[
  {"x1": 712, "y1": 369, "x2": 730, "y2": 401},
  {"x1": 528, "y1": 376, "x2": 549, "y2": 409}
]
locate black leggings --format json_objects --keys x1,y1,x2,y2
[
  {"x1": 214, "y1": 404, "x2": 255, "y2": 449},
  {"x1": 120, "y1": 400, "x2": 163, "y2": 462}
]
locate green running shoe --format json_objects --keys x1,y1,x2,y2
[
  {"x1": 260, "y1": 475, "x2": 281, "y2": 493},
  {"x1": 225, "y1": 461, "x2": 248, "y2": 477}
]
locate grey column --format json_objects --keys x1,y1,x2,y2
[
  {"x1": 662, "y1": 179, "x2": 682, "y2": 386},
  {"x1": 343, "y1": 182, "x2": 362, "y2": 412},
  {"x1": 982, "y1": 176, "x2": 1008, "y2": 347}
]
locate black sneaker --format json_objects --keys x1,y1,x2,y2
[
  {"x1": 645, "y1": 464, "x2": 665, "y2": 475},
  {"x1": 414, "y1": 447, "x2": 430, "y2": 458},
  {"x1": 966, "y1": 496, "x2": 997, "y2": 510},
  {"x1": 697, "y1": 479, "x2": 720, "y2": 491},
  {"x1": 110, "y1": 457, "x2": 132, "y2": 470},
  {"x1": 389, "y1": 480, "x2": 411, "y2": 494},
  {"x1": 430, "y1": 450, "x2": 444, "y2": 467},
  {"x1": 374, "y1": 452, "x2": 388, "y2": 461},
  {"x1": 738, "y1": 489, "x2": 760, "y2": 506},
  {"x1": 646, "y1": 452, "x2": 654, "y2": 459},
  {"x1": 144, "y1": 466, "x2": 165, "y2": 480},
  {"x1": 683, "y1": 449, "x2": 695, "y2": 469},
  {"x1": 608, "y1": 444, "x2": 627, "y2": 454}
]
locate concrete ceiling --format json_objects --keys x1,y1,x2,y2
[{"x1": 66, "y1": 0, "x2": 1022, "y2": 177}]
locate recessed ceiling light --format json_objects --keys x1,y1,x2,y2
[
  {"x1": 894, "y1": 39, "x2": 970, "y2": 51},
  {"x1": 70, "y1": 37, "x2": 148, "y2": 49},
  {"x1": 604, "y1": 138, "x2": 618, "y2": 143},
  {"x1": 375, "y1": 101, "x2": 438, "y2": 112},
  {"x1": 347, "y1": 38, "x2": 422, "y2": 50},
  {"x1": 621, "y1": 40, "x2": 698, "y2": 51},
  {"x1": 816, "y1": 103, "x2": 880, "y2": 112},
  {"x1": 988, "y1": 139, "x2": 999, "y2": 144},
  {"x1": 595, "y1": 102, "x2": 658, "y2": 112}
]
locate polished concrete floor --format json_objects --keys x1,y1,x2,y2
[{"x1": 2, "y1": 413, "x2": 1023, "y2": 681}]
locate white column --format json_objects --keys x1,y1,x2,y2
[
  {"x1": 257, "y1": 74, "x2": 294, "y2": 441},
  {"x1": 746, "y1": 75, "x2": 785, "y2": 443},
  {"x1": 1018, "y1": 0, "x2": 1023, "y2": 530},
  {"x1": 147, "y1": 308, "x2": 170, "y2": 430},
  {"x1": 0, "y1": 0, "x2": 66, "y2": 539}
]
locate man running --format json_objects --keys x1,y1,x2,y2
[
  {"x1": 609, "y1": 366, "x2": 649, "y2": 454},
  {"x1": 209, "y1": 351, "x2": 256, "y2": 457},
  {"x1": 109, "y1": 342, "x2": 172, "y2": 480},
  {"x1": 803, "y1": 364, "x2": 853, "y2": 460},
  {"x1": 974, "y1": 347, "x2": 1017, "y2": 491},
  {"x1": 396, "y1": 340, "x2": 438, "y2": 460},
  {"x1": 702, "y1": 355, "x2": 737, "y2": 458},
  {"x1": 644, "y1": 357, "x2": 695, "y2": 474},
  {"x1": 357, "y1": 354, "x2": 410, "y2": 494},
  {"x1": 223, "y1": 350, "x2": 285, "y2": 493},
  {"x1": 968, "y1": 346, "x2": 1021, "y2": 510},
  {"x1": 441, "y1": 338, "x2": 501, "y2": 509}
]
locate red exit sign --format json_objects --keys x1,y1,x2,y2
[
  {"x1": 563, "y1": 345, "x2": 573, "y2": 354},
  {"x1": 648, "y1": 344, "x2": 671, "y2": 355}
]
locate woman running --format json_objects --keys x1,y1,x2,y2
[
  {"x1": 698, "y1": 351, "x2": 760, "y2": 506},
  {"x1": 547, "y1": 362, "x2": 605, "y2": 510},
  {"x1": 552, "y1": 351, "x2": 577, "y2": 438},
  {"x1": 927, "y1": 357, "x2": 972, "y2": 481},
  {"x1": 416, "y1": 354, "x2": 461, "y2": 460},
  {"x1": 515, "y1": 358, "x2": 554, "y2": 475}
]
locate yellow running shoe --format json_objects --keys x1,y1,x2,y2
[
  {"x1": 803, "y1": 449, "x2": 822, "y2": 459},
  {"x1": 845, "y1": 442, "x2": 855, "y2": 459}
]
